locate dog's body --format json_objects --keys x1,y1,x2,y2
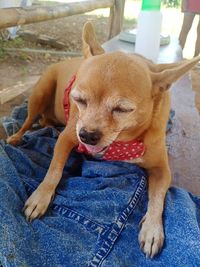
[{"x1": 7, "y1": 23, "x2": 200, "y2": 258}]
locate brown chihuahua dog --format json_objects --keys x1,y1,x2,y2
[{"x1": 7, "y1": 22, "x2": 200, "y2": 258}]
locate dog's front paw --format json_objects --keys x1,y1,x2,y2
[
  {"x1": 138, "y1": 214, "x2": 164, "y2": 258},
  {"x1": 23, "y1": 183, "x2": 55, "y2": 221},
  {"x1": 7, "y1": 134, "x2": 22, "y2": 146}
]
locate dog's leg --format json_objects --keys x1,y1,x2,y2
[
  {"x1": 23, "y1": 126, "x2": 77, "y2": 221},
  {"x1": 39, "y1": 114, "x2": 57, "y2": 128},
  {"x1": 7, "y1": 110, "x2": 40, "y2": 146},
  {"x1": 139, "y1": 163, "x2": 171, "y2": 258},
  {"x1": 7, "y1": 66, "x2": 56, "y2": 145}
]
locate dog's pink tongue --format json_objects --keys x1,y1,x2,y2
[{"x1": 84, "y1": 144, "x2": 103, "y2": 154}]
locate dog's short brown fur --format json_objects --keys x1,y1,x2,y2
[{"x1": 7, "y1": 22, "x2": 200, "y2": 258}]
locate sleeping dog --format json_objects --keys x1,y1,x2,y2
[{"x1": 7, "y1": 22, "x2": 200, "y2": 258}]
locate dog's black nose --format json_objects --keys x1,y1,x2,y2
[{"x1": 79, "y1": 128, "x2": 102, "y2": 145}]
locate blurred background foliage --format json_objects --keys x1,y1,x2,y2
[{"x1": 161, "y1": 0, "x2": 181, "y2": 8}]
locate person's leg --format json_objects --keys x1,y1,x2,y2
[
  {"x1": 179, "y1": 12, "x2": 195, "y2": 50},
  {"x1": 194, "y1": 15, "x2": 200, "y2": 57}
]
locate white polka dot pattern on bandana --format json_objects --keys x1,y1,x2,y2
[{"x1": 102, "y1": 140, "x2": 145, "y2": 161}]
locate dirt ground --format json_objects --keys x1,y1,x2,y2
[{"x1": 0, "y1": 14, "x2": 111, "y2": 88}]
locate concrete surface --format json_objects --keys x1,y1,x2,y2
[{"x1": 168, "y1": 75, "x2": 200, "y2": 195}]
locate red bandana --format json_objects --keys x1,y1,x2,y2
[
  {"x1": 63, "y1": 75, "x2": 76, "y2": 123},
  {"x1": 63, "y1": 76, "x2": 145, "y2": 161}
]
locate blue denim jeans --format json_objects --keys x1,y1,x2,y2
[{"x1": 0, "y1": 103, "x2": 200, "y2": 267}]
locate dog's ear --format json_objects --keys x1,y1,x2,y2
[
  {"x1": 82, "y1": 22, "x2": 105, "y2": 58},
  {"x1": 151, "y1": 56, "x2": 200, "y2": 96}
]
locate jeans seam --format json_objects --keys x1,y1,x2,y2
[
  {"x1": 88, "y1": 175, "x2": 147, "y2": 267},
  {"x1": 52, "y1": 205, "x2": 108, "y2": 236}
]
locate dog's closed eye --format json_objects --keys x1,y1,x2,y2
[
  {"x1": 71, "y1": 88, "x2": 87, "y2": 107},
  {"x1": 73, "y1": 97, "x2": 87, "y2": 106},
  {"x1": 112, "y1": 106, "x2": 135, "y2": 114}
]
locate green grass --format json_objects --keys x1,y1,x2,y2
[
  {"x1": 0, "y1": 47, "x2": 6, "y2": 59},
  {"x1": 0, "y1": 37, "x2": 26, "y2": 48}
]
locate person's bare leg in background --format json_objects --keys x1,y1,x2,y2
[
  {"x1": 179, "y1": 12, "x2": 195, "y2": 50},
  {"x1": 194, "y1": 16, "x2": 200, "y2": 56}
]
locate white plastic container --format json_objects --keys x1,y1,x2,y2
[{"x1": 135, "y1": 10, "x2": 162, "y2": 62}]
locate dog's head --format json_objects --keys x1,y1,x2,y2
[{"x1": 71, "y1": 22, "x2": 200, "y2": 155}]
